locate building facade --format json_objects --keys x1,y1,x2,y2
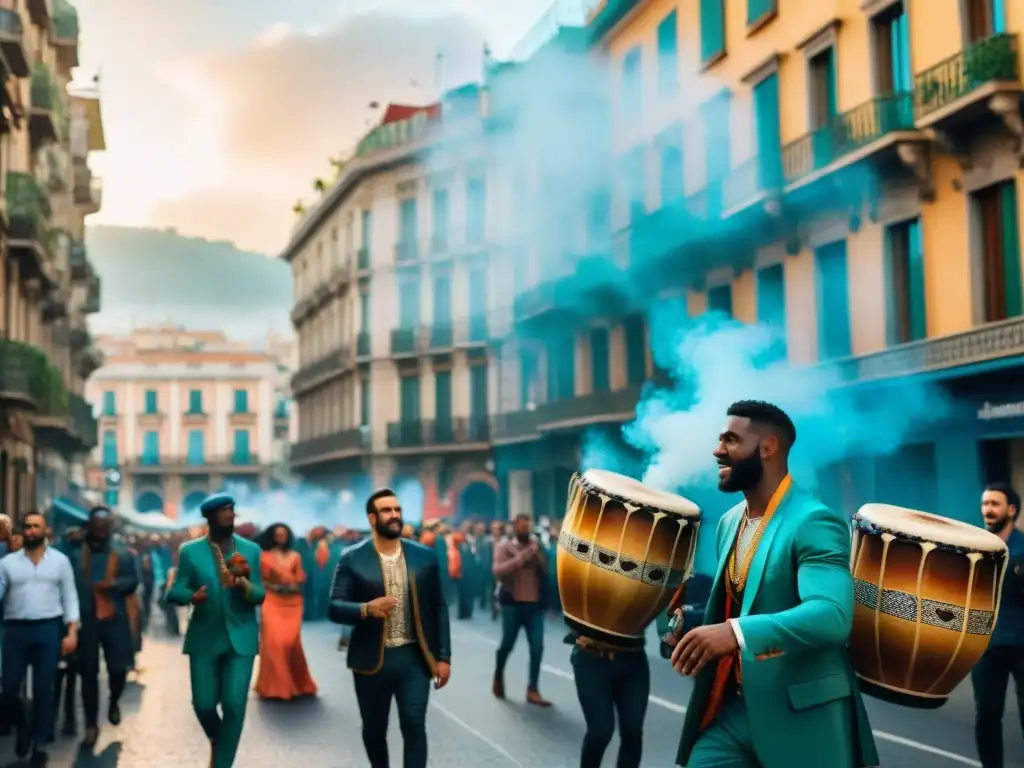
[
  {"x1": 284, "y1": 93, "x2": 503, "y2": 520},
  {"x1": 493, "y1": 0, "x2": 1024, "y2": 529},
  {"x1": 0, "y1": 0, "x2": 105, "y2": 518},
  {"x1": 84, "y1": 327, "x2": 293, "y2": 516}
]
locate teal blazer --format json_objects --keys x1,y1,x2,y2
[
  {"x1": 166, "y1": 535, "x2": 265, "y2": 657},
  {"x1": 677, "y1": 483, "x2": 879, "y2": 768}
]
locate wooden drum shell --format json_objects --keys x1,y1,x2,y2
[
  {"x1": 850, "y1": 510, "x2": 1009, "y2": 709},
  {"x1": 558, "y1": 472, "x2": 700, "y2": 647}
]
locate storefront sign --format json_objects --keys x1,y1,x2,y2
[{"x1": 977, "y1": 401, "x2": 1024, "y2": 421}]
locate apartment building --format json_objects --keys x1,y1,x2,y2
[
  {"x1": 0, "y1": 0, "x2": 105, "y2": 518},
  {"x1": 283, "y1": 89, "x2": 503, "y2": 520},
  {"x1": 494, "y1": 0, "x2": 1024, "y2": 525},
  {"x1": 84, "y1": 327, "x2": 293, "y2": 516}
]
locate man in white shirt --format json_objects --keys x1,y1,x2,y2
[{"x1": 0, "y1": 511, "x2": 80, "y2": 766}]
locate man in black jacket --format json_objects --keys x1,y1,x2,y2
[{"x1": 329, "y1": 488, "x2": 451, "y2": 768}]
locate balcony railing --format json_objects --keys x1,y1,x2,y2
[
  {"x1": 290, "y1": 428, "x2": 368, "y2": 464},
  {"x1": 395, "y1": 240, "x2": 419, "y2": 263},
  {"x1": 429, "y1": 324, "x2": 453, "y2": 349},
  {"x1": 69, "y1": 393, "x2": 97, "y2": 449},
  {"x1": 356, "y1": 331, "x2": 370, "y2": 357},
  {"x1": 782, "y1": 92, "x2": 915, "y2": 186},
  {"x1": 914, "y1": 33, "x2": 1019, "y2": 120},
  {"x1": 0, "y1": 6, "x2": 28, "y2": 78},
  {"x1": 430, "y1": 234, "x2": 449, "y2": 255},
  {"x1": 6, "y1": 171, "x2": 51, "y2": 243},
  {"x1": 127, "y1": 453, "x2": 265, "y2": 471},
  {"x1": 455, "y1": 315, "x2": 489, "y2": 344},
  {"x1": 535, "y1": 386, "x2": 641, "y2": 429},
  {"x1": 491, "y1": 409, "x2": 542, "y2": 441},
  {"x1": 357, "y1": 247, "x2": 370, "y2": 270},
  {"x1": 53, "y1": 0, "x2": 78, "y2": 41},
  {"x1": 291, "y1": 347, "x2": 350, "y2": 392},
  {"x1": 83, "y1": 274, "x2": 101, "y2": 313},
  {"x1": 390, "y1": 328, "x2": 418, "y2": 355},
  {"x1": 68, "y1": 240, "x2": 87, "y2": 277},
  {"x1": 0, "y1": 341, "x2": 38, "y2": 406},
  {"x1": 30, "y1": 62, "x2": 57, "y2": 112}
]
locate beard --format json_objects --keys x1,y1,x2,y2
[
  {"x1": 209, "y1": 522, "x2": 234, "y2": 540},
  {"x1": 23, "y1": 534, "x2": 44, "y2": 550},
  {"x1": 375, "y1": 517, "x2": 403, "y2": 540},
  {"x1": 718, "y1": 450, "x2": 764, "y2": 493},
  {"x1": 984, "y1": 512, "x2": 1013, "y2": 534}
]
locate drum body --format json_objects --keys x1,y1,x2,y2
[
  {"x1": 558, "y1": 470, "x2": 701, "y2": 648},
  {"x1": 850, "y1": 504, "x2": 1009, "y2": 709}
]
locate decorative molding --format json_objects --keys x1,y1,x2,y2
[
  {"x1": 989, "y1": 94, "x2": 1024, "y2": 168},
  {"x1": 796, "y1": 19, "x2": 842, "y2": 60},
  {"x1": 741, "y1": 53, "x2": 783, "y2": 86},
  {"x1": 896, "y1": 142, "x2": 935, "y2": 202},
  {"x1": 860, "y1": 0, "x2": 902, "y2": 17}
]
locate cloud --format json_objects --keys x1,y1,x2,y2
[{"x1": 152, "y1": 12, "x2": 487, "y2": 252}]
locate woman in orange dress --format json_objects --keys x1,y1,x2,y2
[{"x1": 254, "y1": 524, "x2": 318, "y2": 700}]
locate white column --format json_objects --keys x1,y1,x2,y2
[
  {"x1": 169, "y1": 378, "x2": 181, "y2": 456},
  {"x1": 214, "y1": 381, "x2": 230, "y2": 455},
  {"x1": 124, "y1": 381, "x2": 138, "y2": 457}
]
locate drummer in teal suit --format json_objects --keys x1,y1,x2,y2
[
  {"x1": 166, "y1": 493, "x2": 265, "y2": 768},
  {"x1": 669, "y1": 401, "x2": 878, "y2": 768}
]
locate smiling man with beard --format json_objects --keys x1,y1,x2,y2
[
  {"x1": 328, "y1": 488, "x2": 451, "y2": 768},
  {"x1": 670, "y1": 400, "x2": 877, "y2": 768}
]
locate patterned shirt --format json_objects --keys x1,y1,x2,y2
[{"x1": 380, "y1": 548, "x2": 415, "y2": 647}]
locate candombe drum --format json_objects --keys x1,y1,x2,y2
[
  {"x1": 850, "y1": 503, "x2": 1009, "y2": 709},
  {"x1": 558, "y1": 469, "x2": 701, "y2": 648}
]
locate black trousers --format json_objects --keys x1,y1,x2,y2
[
  {"x1": 352, "y1": 644, "x2": 431, "y2": 768},
  {"x1": 78, "y1": 617, "x2": 133, "y2": 728},
  {"x1": 1, "y1": 617, "x2": 63, "y2": 746},
  {"x1": 571, "y1": 645, "x2": 650, "y2": 768},
  {"x1": 972, "y1": 643, "x2": 1024, "y2": 768}
]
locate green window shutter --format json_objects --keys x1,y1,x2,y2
[
  {"x1": 1000, "y1": 180, "x2": 1022, "y2": 317},
  {"x1": 435, "y1": 371, "x2": 452, "y2": 424},
  {"x1": 589, "y1": 328, "x2": 610, "y2": 392},
  {"x1": 907, "y1": 218, "x2": 927, "y2": 339},
  {"x1": 699, "y1": 0, "x2": 725, "y2": 64}
]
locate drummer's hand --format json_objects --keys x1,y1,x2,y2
[{"x1": 671, "y1": 622, "x2": 738, "y2": 677}]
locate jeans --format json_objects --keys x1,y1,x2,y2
[
  {"x1": 1, "y1": 618, "x2": 63, "y2": 746},
  {"x1": 352, "y1": 645, "x2": 430, "y2": 768},
  {"x1": 494, "y1": 602, "x2": 544, "y2": 690},
  {"x1": 571, "y1": 646, "x2": 649, "y2": 768},
  {"x1": 972, "y1": 644, "x2": 1024, "y2": 768}
]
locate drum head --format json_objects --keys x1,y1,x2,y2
[
  {"x1": 581, "y1": 469, "x2": 701, "y2": 519},
  {"x1": 855, "y1": 504, "x2": 1007, "y2": 554}
]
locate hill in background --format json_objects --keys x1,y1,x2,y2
[{"x1": 85, "y1": 225, "x2": 292, "y2": 340}]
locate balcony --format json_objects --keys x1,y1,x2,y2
[
  {"x1": 327, "y1": 262, "x2": 351, "y2": 293},
  {"x1": 68, "y1": 240, "x2": 88, "y2": 279},
  {"x1": 0, "y1": 341, "x2": 38, "y2": 409},
  {"x1": 289, "y1": 427, "x2": 368, "y2": 467},
  {"x1": 137, "y1": 410, "x2": 164, "y2": 428},
  {"x1": 290, "y1": 346, "x2": 351, "y2": 394},
  {"x1": 914, "y1": 34, "x2": 1019, "y2": 126},
  {"x1": 535, "y1": 386, "x2": 641, "y2": 432},
  {"x1": 290, "y1": 296, "x2": 312, "y2": 327},
  {"x1": 76, "y1": 345, "x2": 103, "y2": 379},
  {"x1": 69, "y1": 393, "x2": 96, "y2": 450},
  {"x1": 429, "y1": 234, "x2": 449, "y2": 256},
  {"x1": 386, "y1": 420, "x2": 426, "y2": 449},
  {"x1": 782, "y1": 93, "x2": 919, "y2": 198},
  {"x1": 356, "y1": 247, "x2": 370, "y2": 271},
  {"x1": 356, "y1": 331, "x2": 370, "y2": 358},
  {"x1": 29, "y1": 362, "x2": 74, "y2": 451},
  {"x1": 389, "y1": 328, "x2": 420, "y2": 357},
  {"x1": 26, "y1": 0, "x2": 51, "y2": 28},
  {"x1": 182, "y1": 409, "x2": 207, "y2": 425},
  {"x1": 455, "y1": 315, "x2": 489, "y2": 346},
  {"x1": 428, "y1": 324, "x2": 453, "y2": 351},
  {"x1": 0, "y1": 6, "x2": 28, "y2": 78},
  {"x1": 72, "y1": 162, "x2": 101, "y2": 214},
  {"x1": 127, "y1": 454, "x2": 266, "y2": 474},
  {"x1": 491, "y1": 409, "x2": 542, "y2": 443},
  {"x1": 29, "y1": 63, "x2": 59, "y2": 148},
  {"x1": 83, "y1": 274, "x2": 100, "y2": 313},
  {"x1": 395, "y1": 240, "x2": 419, "y2": 264},
  {"x1": 52, "y1": 0, "x2": 78, "y2": 71},
  {"x1": 69, "y1": 327, "x2": 89, "y2": 351},
  {"x1": 722, "y1": 154, "x2": 781, "y2": 217},
  {"x1": 41, "y1": 292, "x2": 67, "y2": 323},
  {"x1": 7, "y1": 171, "x2": 54, "y2": 282},
  {"x1": 228, "y1": 409, "x2": 257, "y2": 427}
]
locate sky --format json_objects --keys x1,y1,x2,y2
[{"x1": 73, "y1": 0, "x2": 561, "y2": 254}]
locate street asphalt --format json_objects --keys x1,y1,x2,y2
[{"x1": 0, "y1": 608, "x2": 1018, "y2": 766}]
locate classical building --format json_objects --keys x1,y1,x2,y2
[
  {"x1": 283, "y1": 90, "x2": 503, "y2": 520},
  {"x1": 0, "y1": 0, "x2": 105, "y2": 519},
  {"x1": 84, "y1": 327, "x2": 293, "y2": 516}
]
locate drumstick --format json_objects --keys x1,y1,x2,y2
[{"x1": 666, "y1": 582, "x2": 687, "y2": 615}]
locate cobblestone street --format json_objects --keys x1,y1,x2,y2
[{"x1": 0, "y1": 611, "x2": 1009, "y2": 767}]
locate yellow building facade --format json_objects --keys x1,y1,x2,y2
[{"x1": 493, "y1": 0, "x2": 1024, "y2": 526}]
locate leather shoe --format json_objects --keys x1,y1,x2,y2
[
  {"x1": 492, "y1": 677, "x2": 505, "y2": 699},
  {"x1": 526, "y1": 689, "x2": 552, "y2": 707},
  {"x1": 108, "y1": 702, "x2": 121, "y2": 725}
]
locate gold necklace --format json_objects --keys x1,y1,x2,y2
[{"x1": 727, "y1": 475, "x2": 792, "y2": 591}]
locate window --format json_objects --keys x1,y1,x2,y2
[
  {"x1": 546, "y1": 338, "x2": 576, "y2": 402},
  {"x1": 359, "y1": 293, "x2": 371, "y2": 332},
  {"x1": 621, "y1": 47, "x2": 642, "y2": 121},
  {"x1": 872, "y1": 5, "x2": 911, "y2": 95},
  {"x1": 707, "y1": 285, "x2": 733, "y2": 315},
  {"x1": 470, "y1": 364, "x2": 488, "y2": 418},
  {"x1": 188, "y1": 389, "x2": 202, "y2": 414},
  {"x1": 589, "y1": 328, "x2": 611, "y2": 392},
  {"x1": 102, "y1": 391, "x2": 115, "y2": 416},
  {"x1": 144, "y1": 389, "x2": 157, "y2": 414},
  {"x1": 467, "y1": 178, "x2": 486, "y2": 244},
  {"x1": 966, "y1": 0, "x2": 1006, "y2": 41},
  {"x1": 885, "y1": 218, "x2": 927, "y2": 344},
  {"x1": 623, "y1": 316, "x2": 647, "y2": 385},
  {"x1": 399, "y1": 375, "x2": 421, "y2": 422},
  {"x1": 658, "y1": 126, "x2": 685, "y2": 206},
  {"x1": 233, "y1": 389, "x2": 248, "y2": 413},
  {"x1": 432, "y1": 274, "x2": 452, "y2": 327},
  {"x1": 101, "y1": 430, "x2": 118, "y2": 467},
  {"x1": 701, "y1": 93, "x2": 731, "y2": 214},
  {"x1": 399, "y1": 199, "x2": 417, "y2": 244},
  {"x1": 431, "y1": 189, "x2": 449, "y2": 251},
  {"x1": 398, "y1": 278, "x2": 420, "y2": 328},
  {"x1": 657, "y1": 11, "x2": 678, "y2": 96},
  {"x1": 468, "y1": 268, "x2": 487, "y2": 319},
  {"x1": 434, "y1": 371, "x2": 452, "y2": 428},
  {"x1": 360, "y1": 378, "x2": 371, "y2": 427},
  {"x1": 757, "y1": 263, "x2": 787, "y2": 359},
  {"x1": 975, "y1": 180, "x2": 1022, "y2": 322},
  {"x1": 809, "y1": 47, "x2": 838, "y2": 168},
  {"x1": 360, "y1": 209, "x2": 372, "y2": 250},
  {"x1": 626, "y1": 146, "x2": 646, "y2": 223},
  {"x1": 233, "y1": 429, "x2": 250, "y2": 462},
  {"x1": 187, "y1": 430, "x2": 204, "y2": 464},
  {"x1": 520, "y1": 349, "x2": 537, "y2": 408},
  {"x1": 748, "y1": 0, "x2": 776, "y2": 25},
  {"x1": 699, "y1": 0, "x2": 725, "y2": 65},
  {"x1": 752, "y1": 73, "x2": 782, "y2": 190},
  {"x1": 815, "y1": 240, "x2": 852, "y2": 360},
  {"x1": 142, "y1": 431, "x2": 159, "y2": 464}
]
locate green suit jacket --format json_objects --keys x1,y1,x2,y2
[
  {"x1": 166, "y1": 535, "x2": 265, "y2": 657},
  {"x1": 677, "y1": 483, "x2": 879, "y2": 768}
]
